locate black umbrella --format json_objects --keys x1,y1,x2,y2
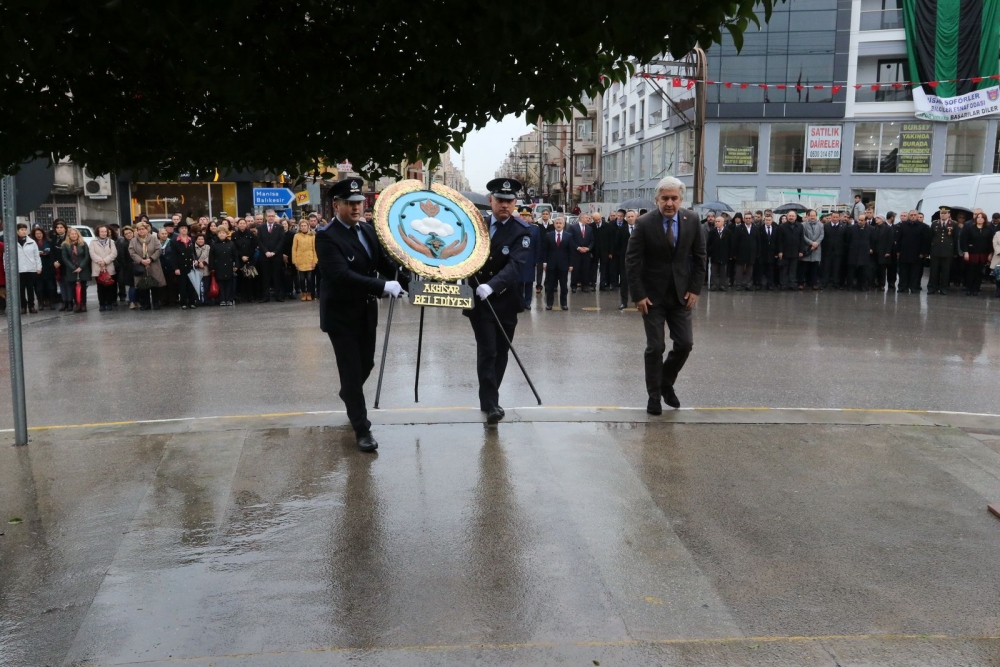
[
  {"x1": 930, "y1": 205, "x2": 974, "y2": 222},
  {"x1": 460, "y1": 191, "x2": 490, "y2": 211},
  {"x1": 618, "y1": 197, "x2": 655, "y2": 211},
  {"x1": 694, "y1": 200, "x2": 734, "y2": 212},
  {"x1": 772, "y1": 202, "x2": 809, "y2": 213}
]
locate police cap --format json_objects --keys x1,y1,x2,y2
[
  {"x1": 486, "y1": 178, "x2": 522, "y2": 200},
  {"x1": 331, "y1": 178, "x2": 366, "y2": 202}
]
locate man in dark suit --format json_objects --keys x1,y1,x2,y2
[
  {"x1": 778, "y1": 211, "x2": 804, "y2": 291},
  {"x1": 465, "y1": 178, "x2": 533, "y2": 425},
  {"x1": 315, "y1": 179, "x2": 406, "y2": 452},
  {"x1": 820, "y1": 211, "x2": 847, "y2": 289},
  {"x1": 846, "y1": 213, "x2": 875, "y2": 291},
  {"x1": 625, "y1": 176, "x2": 706, "y2": 415},
  {"x1": 610, "y1": 208, "x2": 627, "y2": 288},
  {"x1": 569, "y1": 213, "x2": 593, "y2": 292},
  {"x1": 896, "y1": 209, "x2": 928, "y2": 293},
  {"x1": 256, "y1": 208, "x2": 286, "y2": 302},
  {"x1": 592, "y1": 213, "x2": 615, "y2": 290},
  {"x1": 706, "y1": 217, "x2": 732, "y2": 291},
  {"x1": 542, "y1": 215, "x2": 572, "y2": 310},
  {"x1": 617, "y1": 210, "x2": 637, "y2": 308},
  {"x1": 731, "y1": 214, "x2": 758, "y2": 290},
  {"x1": 757, "y1": 212, "x2": 780, "y2": 290}
]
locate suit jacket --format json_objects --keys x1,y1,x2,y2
[
  {"x1": 616, "y1": 223, "x2": 636, "y2": 257},
  {"x1": 896, "y1": 221, "x2": 928, "y2": 261},
  {"x1": 871, "y1": 223, "x2": 894, "y2": 264},
  {"x1": 570, "y1": 222, "x2": 593, "y2": 254},
  {"x1": 593, "y1": 222, "x2": 615, "y2": 256},
  {"x1": 257, "y1": 223, "x2": 285, "y2": 255},
  {"x1": 822, "y1": 223, "x2": 848, "y2": 258},
  {"x1": 706, "y1": 226, "x2": 732, "y2": 264},
  {"x1": 778, "y1": 222, "x2": 805, "y2": 258},
  {"x1": 731, "y1": 223, "x2": 758, "y2": 264},
  {"x1": 758, "y1": 224, "x2": 780, "y2": 262},
  {"x1": 625, "y1": 208, "x2": 706, "y2": 305},
  {"x1": 543, "y1": 228, "x2": 573, "y2": 272},
  {"x1": 314, "y1": 219, "x2": 401, "y2": 334},
  {"x1": 846, "y1": 224, "x2": 874, "y2": 266}
]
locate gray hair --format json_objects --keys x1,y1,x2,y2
[{"x1": 654, "y1": 176, "x2": 686, "y2": 198}]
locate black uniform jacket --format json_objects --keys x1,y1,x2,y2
[
  {"x1": 466, "y1": 214, "x2": 532, "y2": 322},
  {"x1": 758, "y1": 224, "x2": 781, "y2": 262},
  {"x1": 315, "y1": 218, "x2": 403, "y2": 334}
]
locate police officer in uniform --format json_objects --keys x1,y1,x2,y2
[
  {"x1": 315, "y1": 179, "x2": 407, "y2": 452},
  {"x1": 465, "y1": 178, "x2": 533, "y2": 425}
]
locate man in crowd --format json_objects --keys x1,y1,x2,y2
[
  {"x1": 618, "y1": 209, "x2": 637, "y2": 308},
  {"x1": 518, "y1": 205, "x2": 541, "y2": 309},
  {"x1": 625, "y1": 176, "x2": 705, "y2": 415},
  {"x1": 707, "y1": 216, "x2": 731, "y2": 292},
  {"x1": 885, "y1": 211, "x2": 898, "y2": 289},
  {"x1": 896, "y1": 209, "x2": 928, "y2": 293},
  {"x1": 570, "y1": 212, "x2": 593, "y2": 293},
  {"x1": 846, "y1": 212, "x2": 874, "y2": 291},
  {"x1": 534, "y1": 209, "x2": 553, "y2": 293},
  {"x1": 871, "y1": 215, "x2": 894, "y2": 291},
  {"x1": 731, "y1": 213, "x2": 757, "y2": 291},
  {"x1": 800, "y1": 209, "x2": 824, "y2": 290},
  {"x1": 257, "y1": 208, "x2": 286, "y2": 302},
  {"x1": 610, "y1": 208, "x2": 627, "y2": 289},
  {"x1": 926, "y1": 206, "x2": 954, "y2": 295},
  {"x1": 853, "y1": 195, "x2": 866, "y2": 221},
  {"x1": 543, "y1": 215, "x2": 572, "y2": 311},
  {"x1": 757, "y1": 211, "x2": 780, "y2": 290},
  {"x1": 778, "y1": 210, "x2": 804, "y2": 291},
  {"x1": 820, "y1": 211, "x2": 846, "y2": 289},
  {"x1": 592, "y1": 212, "x2": 615, "y2": 291}
]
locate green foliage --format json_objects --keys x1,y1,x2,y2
[{"x1": 0, "y1": 0, "x2": 774, "y2": 178}]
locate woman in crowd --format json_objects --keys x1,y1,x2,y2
[
  {"x1": 61, "y1": 226, "x2": 91, "y2": 313},
  {"x1": 89, "y1": 224, "x2": 118, "y2": 312},
  {"x1": 291, "y1": 219, "x2": 317, "y2": 301},
  {"x1": 961, "y1": 211, "x2": 994, "y2": 296},
  {"x1": 32, "y1": 227, "x2": 57, "y2": 309},
  {"x1": 171, "y1": 222, "x2": 198, "y2": 309},
  {"x1": 211, "y1": 225, "x2": 237, "y2": 306},
  {"x1": 129, "y1": 222, "x2": 165, "y2": 310},
  {"x1": 232, "y1": 217, "x2": 257, "y2": 304},
  {"x1": 15, "y1": 223, "x2": 42, "y2": 314},
  {"x1": 115, "y1": 225, "x2": 133, "y2": 305},
  {"x1": 193, "y1": 233, "x2": 211, "y2": 304},
  {"x1": 50, "y1": 219, "x2": 70, "y2": 310}
]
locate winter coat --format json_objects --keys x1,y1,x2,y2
[
  {"x1": 210, "y1": 239, "x2": 237, "y2": 280},
  {"x1": 706, "y1": 226, "x2": 732, "y2": 263},
  {"x1": 232, "y1": 229, "x2": 257, "y2": 268},
  {"x1": 88, "y1": 238, "x2": 118, "y2": 277},
  {"x1": 291, "y1": 231, "x2": 318, "y2": 271},
  {"x1": 61, "y1": 241, "x2": 91, "y2": 282},
  {"x1": 871, "y1": 223, "x2": 894, "y2": 265},
  {"x1": 778, "y1": 221, "x2": 805, "y2": 258},
  {"x1": 114, "y1": 236, "x2": 131, "y2": 278},
  {"x1": 171, "y1": 236, "x2": 196, "y2": 273},
  {"x1": 128, "y1": 234, "x2": 166, "y2": 288},
  {"x1": 801, "y1": 220, "x2": 825, "y2": 263},
  {"x1": 960, "y1": 224, "x2": 994, "y2": 256},
  {"x1": 991, "y1": 232, "x2": 1000, "y2": 269},
  {"x1": 194, "y1": 244, "x2": 211, "y2": 277},
  {"x1": 36, "y1": 237, "x2": 56, "y2": 278},
  {"x1": 895, "y1": 221, "x2": 928, "y2": 262},
  {"x1": 846, "y1": 224, "x2": 874, "y2": 266},
  {"x1": 731, "y1": 223, "x2": 758, "y2": 264},
  {"x1": 16, "y1": 237, "x2": 42, "y2": 273}
]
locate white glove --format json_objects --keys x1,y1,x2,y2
[
  {"x1": 476, "y1": 284, "x2": 493, "y2": 300},
  {"x1": 383, "y1": 280, "x2": 403, "y2": 298}
]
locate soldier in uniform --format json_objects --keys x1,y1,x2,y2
[
  {"x1": 315, "y1": 179, "x2": 407, "y2": 452},
  {"x1": 465, "y1": 178, "x2": 533, "y2": 425},
  {"x1": 517, "y1": 205, "x2": 541, "y2": 308},
  {"x1": 927, "y1": 206, "x2": 954, "y2": 295}
]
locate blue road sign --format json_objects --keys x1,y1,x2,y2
[{"x1": 253, "y1": 188, "x2": 296, "y2": 207}]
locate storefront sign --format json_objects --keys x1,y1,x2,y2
[
  {"x1": 913, "y1": 85, "x2": 1000, "y2": 122},
  {"x1": 806, "y1": 125, "x2": 842, "y2": 159},
  {"x1": 721, "y1": 146, "x2": 755, "y2": 168},
  {"x1": 252, "y1": 187, "x2": 295, "y2": 207},
  {"x1": 897, "y1": 122, "x2": 933, "y2": 173},
  {"x1": 409, "y1": 282, "x2": 474, "y2": 309}
]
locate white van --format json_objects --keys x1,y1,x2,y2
[{"x1": 917, "y1": 175, "x2": 1000, "y2": 221}]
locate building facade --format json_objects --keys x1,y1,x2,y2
[{"x1": 601, "y1": 0, "x2": 1000, "y2": 215}]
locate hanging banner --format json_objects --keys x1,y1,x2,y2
[
  {"x1": 806, "y1": 125, "x2": 842, "y2": 159},
  {"x1": 912, "y1": 85, "x2": 1000, "y2": 121},
  {"x1": 897, "y1": 122, "x2": 933, "y2": 173}
]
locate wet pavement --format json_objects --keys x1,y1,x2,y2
[
  {"x1": 2, "y1": 409, "x2": 1000, "y2": 666},
  {"x1": 0, "y1": 284, "x2": 998, "y2": 431}
]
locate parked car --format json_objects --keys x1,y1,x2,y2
[{"x1": 72, "y1": 225, "x2": 98, "y2": 243}]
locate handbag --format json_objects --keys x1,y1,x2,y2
[
  {"x1": 241, "y1": 264, "x2": 258, "y2": 279},
  {"x1": 207, "y1": 272, "x2": 220, "y2": 299},
  {"x1": 97, "y1": 269, "x2": 115, "y2": 286},
  {"x1": 133, "y1": 262, "x2": 146, "y2": 276}
]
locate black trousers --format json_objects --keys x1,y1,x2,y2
[
  {"x1": 591, "y1": 253, "x2": 612, "y2": 287},
  {"x1": 97, "y1": 282, "x2": 117, "y2": 307},
  {"x1": 238, "y1": 272, "x2": 255, "y2": 303},
  {"x1": 19, "y1": 273, "x2": 36, "y2": 308},
  {"x1": 219, "y1": 279, "x2": 235, "y2": 303},
  {"x1": 896, "y1": 261, "x2": 923, "y2": 292},
  {"x1": 642, "y1": 289, "x2": 692, "y2": 398},
  {"x1": 535, "y1": 263, "x2": 545, "y2": 290},
  {"x1": 779, "y1": 258, "x2": 798, "y2": 289},
  {"x1": 757, "y1": 260, "x2": 776, "y2": 287},
  {"x1": 887, "y1": 257, "x2": 898, "y2": 289},
  {"x1": 117, "y1": 271, "x2": 127, "y2": 300},
  {"x1": 927, "y1": 256, "x2": 952, "y2": 292},
  {"x1": 572, "y1": 253, "x2": 591, "y2": 289},
  {"x1": 966, "y1": 260, "x2": 986, "y2": 292},
  {"x1": 873, "y1": 263, "x2": 890, "y2": 290},
  {"x1": 260, "y1": 254, "x2": 283, "y2": 299},
  {"x1": 546, "y1": 267, "x2": 569, "y2": 308},
  {"x1": 610, "y1": 254, "x2": 623, "y2": 287},
  {"x1": 821, "y1": 254, "x2": 842, "y2": 287},
  {"x1": 849, "y1": 263, "x2": 870, "y2": 290},
  {"x1": 469, "y1": 310, "x2": 517, "y2": 411},
  {"x1": 521, "y1": 281, "x2": 533, "y2": 308},
  {"x1": 178, "y1": 273, "x2": 197, "y2": 306},
  {"x1": 800, "y1": 261, "x2": 820, "y2": 288},
  {"x1": 328, "y1": 323, "x2": 377, "y2": 437},
  {"x1": 619, "y1": 272, "x2": 631, "y2": 305}
]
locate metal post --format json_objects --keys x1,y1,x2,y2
[
  {"x1": 2, "y1": 174, "x2": 28, "y2": 445},
  {"x1": 693, "y1": 45, "x2": 708, "y2": 206},
  {"x1": 414, "y1": 306, "x2": 425, "y2": 402},
  {"x1": 372, "y1": 268, "x2": 400, "y2": 409}
]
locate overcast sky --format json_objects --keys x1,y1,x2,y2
[{"x1": 456, "y1": 114, "x2": 531, "y2": 193}]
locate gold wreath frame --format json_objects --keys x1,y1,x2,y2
[{"x1": 373, "y1": 179, "x2": 489, "y2": 280}]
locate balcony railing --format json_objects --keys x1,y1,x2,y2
[
  {"x1": 860, "y1": 8, "x2": 903, "y2": 30},
  {"x1": 611, "y1": 130, "x2": 620, "y2": 142},
  {"x1": 854, "y1": 86, "x2": 913, "y2": 103},
  {"x1": 576, "y1": 168, "x2": 596, "y2": 180},
  {"x1": 649, "y1": 110, "x2": 662, "y2": 126}
]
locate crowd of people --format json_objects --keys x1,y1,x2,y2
[
  {"x1": 524, "y1": 204, "x2": 1000, "y2": 309},
  {"x1": 0, "y1": 209, "x2": 347, "y2": 314}
]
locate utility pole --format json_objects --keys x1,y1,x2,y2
[
  {"x1": 692, "y1": 45, "x2": 707, "y2": 206},
  {"x1": 1, "y1": 174, "x2": 28, "y2": 446},
  {"x1": 538, "y1": 118, "x2": 545, "y2": 200},
  {"x1": 568, "y1": 123, "x2": 575, "y2": 210}
]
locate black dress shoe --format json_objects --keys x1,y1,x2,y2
[
  {"x1": 662, "y1": 385, "x2": 680, "y2": 409},
  {"x1": 561, "y1": 305, "x2": 569, "y2": 310},
  {"x1": 646, "y1": 397, "x2": 662, "y2": 415},
  {"x1": 545, "y1": 306, "x2": 552, "y2": 310},
  {"x1": 357, "y1": 432, "x2": 378, "y2": 452},
  {"x1": 486, "y1": 407, "x2": 504, "y2": 425},
  {"x1": 619, "y1": 303, "x2": 626, "y2": 310}
]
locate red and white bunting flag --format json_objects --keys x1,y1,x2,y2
[
  {"x1": 831, "y1": 85, "x2": 842, "y2": 94},
  {"x1": 739, "y1": 82, "x2": 749, "y2": 89},
  {"x1": 672, "y1": 77, "x2": 682, "y2": 87},
  {"x1": 776, "y1": 84, "x2": 787, "y2": 90},
  {"x1": 723, "y1": 82, "x2": 732, "y2": 88}
]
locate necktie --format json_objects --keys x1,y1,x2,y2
[
  {"x1": 556, "y1": 232, "x2": 561, "y2": 246},
  {"x1": 667, "y1": 219, "x2": 676, "y2": 247},
  {"x1": 490, "y1": 219, "x2": 497, "y2": 239},
  {"x1": 355, "y1": 225, "x2": 370, "y2": 258}
]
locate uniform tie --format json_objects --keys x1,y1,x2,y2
[{"x1": 355, "y1": 225, "x2": 371, "y2": 258}]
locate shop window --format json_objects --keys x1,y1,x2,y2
[
  {"x1": 677, "y1": 130, "x2": 695, "y2": 174},
  {"x1": 718, "y1": 123, "x2": 760, "y2": 173},
  {"x1": 770, "y1": 123, "x2": 841, "y2": 173},
  {"x1": 945, "y1": 120, "x2": 987, "y2": 173},
  {"x1": 853, "y1": 122, "x2": 929, "y2": 174}
]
